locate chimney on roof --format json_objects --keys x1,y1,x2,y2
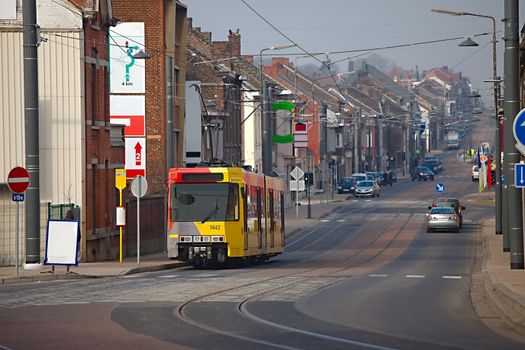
[{"x1": 271, "y1": 57, "x2": 290, "y2": 66}]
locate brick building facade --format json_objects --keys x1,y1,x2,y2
[{"x1": 186, "y1": 20, "x2": 242, "y2": 165}]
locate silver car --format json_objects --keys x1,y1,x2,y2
[
  {"x1": 354, "y1": 180, "x2": 380, "y2": 198},
  {"x1": 426, "y1": 207, "x2": 460, "y2": 232}
]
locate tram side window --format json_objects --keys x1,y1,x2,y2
[
  {"x1": 256, "y1": 188, "x2": 262, "y2": 231},
  {"x1": 281, "y1": 193, "x2": 285, "y2": 231},
  {"x1": 226, "y1": 183, "x2": 239, "y2": 221},
  {"x1": 269, "y1": 190, "x2": 275, "y2": 231},
  {"x1": 241, "y1": 186, "x2": 247, "y2": 231}
]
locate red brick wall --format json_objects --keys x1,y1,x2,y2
[{"x1": 83, "y1": 6, "x2": 118, "y2": 261}]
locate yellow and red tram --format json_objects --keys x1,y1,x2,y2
[{"x1": 167, "y1": 167, "x2": 285, "y2": 266}]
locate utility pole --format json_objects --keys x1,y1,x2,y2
[
  {"x1": 353, "y1": 109, "x2": 360, "y2": 173},
  {"x1": 262, "y1": 79, "x2": 273, "y2": 176},
  {"x1": 23, "y1": 0, "x2": 41, "y2": 264},
  {"x1": 504, "y1": 0, "x2": 523, "y2": 269}
]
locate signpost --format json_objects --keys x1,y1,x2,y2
[
  {"x1": 7, "y1": 166, "x2": 30, "y2": 276},
  {"x1": 131, "y1": 175, "x2": 148, "y2": 264},
  {"x1": 115, "y1": 169, "x2": 126, "y2": 263},
  {"x1": 290, "y1": 166, "x2": 305, "y2": 217}
]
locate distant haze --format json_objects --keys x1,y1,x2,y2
[{"x1": 183, "y1": 0, "x2": 525, "y2": 105}]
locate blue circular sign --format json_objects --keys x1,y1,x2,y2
[
  {"x1": 512, "y1": 108, "x2": 525, "y2": 151},
  {"x1": 435, "y1": 182, "x2": 445, "y2": 193}
]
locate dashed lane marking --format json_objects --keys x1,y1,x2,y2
[
  {"x1": 368, "y1": 274, "x2": 388, "y2": 278},
  {"x1": 442, "y1": 276, "x2": 462, "y2": 279},
  {"x1": 157, "y1": 275, "x2": 179, "y2": 279},
  {"x1": 405, "y1": 275, "x2": 425, "y2": 278},
  {"x1": 321, "y1": 219, "x2": 330, "y2": 222},
  {"x1": 337, "y1": 219, "x2": 345, "y2": 222}
]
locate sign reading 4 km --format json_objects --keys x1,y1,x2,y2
[{"x1": 512, "y1": 108, "x2": 525, "y2": 156}]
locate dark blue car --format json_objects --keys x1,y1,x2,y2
[{"x1": 337, "y1": 177, "x2": 356, "y2": 194}]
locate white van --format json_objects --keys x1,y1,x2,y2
[{"x1": 472, "y1": 165, "x2": 479, "y2": 181}]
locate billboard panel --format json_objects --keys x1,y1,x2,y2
[{"x1": 109, "y1": 22, "x2": 145, "y2": 93}]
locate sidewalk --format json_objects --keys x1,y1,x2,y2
[
  {"x1": 0, "y1": 192, "x2": 347, "y2": 284},
  {"x1": 481, "y1": 219, "x2": 525, "y2": 334}
]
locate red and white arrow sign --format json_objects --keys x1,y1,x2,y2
[
  {"x1": 7, "y1": 166, "x2": 30, "y2": 193},
  {"x1": 134, "y1": 142, "x2": 142, "y2": 166},
  {"x1": 125, "y1": 138, "x2": 146, "y2": 179}
]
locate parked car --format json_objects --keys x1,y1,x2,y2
[
  {"x1": 352, "y1": 173, "x2": 367, "y2": 184},
  {"x1": 429, "y1": 198, "x2": 466, "y2": 228},
  {"x1": 389, "y1": 171, "x2": 397, "y2": 183},
  {"x1": 337, "y1": 176, "x2": 357, "y2": 194},
  {"x1": 422, "y1": 159, "x2": 443, "y2": 173},
  {"x1": 426, "y1": 206, "x2": 460, "y2": 233},
  {"x1": 472, "y1": 165, "x2": 479, "y2": 181},
  {"x1": 354, "y1": 180, "x2": 380, "y2": 198},
  {"x1": 375, "y1": 171, "x2": 388, "y2": 185},
  {"x1": 411, "y1": 166, "x2": 434, "y2": 181}
]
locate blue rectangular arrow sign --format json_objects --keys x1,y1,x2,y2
[
  {"x1": 515, "y1": 164, "x2": 525, "y2": 188},
  {"x1": 12, "y1": 193, "x2": 24, "y2": 202}
]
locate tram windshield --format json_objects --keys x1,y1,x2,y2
[{"x1": 170, "y1": 183, "x2": 239, "y2": 222}]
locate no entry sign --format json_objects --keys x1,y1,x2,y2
[{"x1": 7, "y1": 167, "x2": 30, "y2": 193}]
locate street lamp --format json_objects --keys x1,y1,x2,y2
[
  {"x1": 431, "y1": 8, "x2": 502, "y2": 238},
  {"x1": 259, "y1": 44, "x2": 296, "y2": 175}
]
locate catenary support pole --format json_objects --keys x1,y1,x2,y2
[
  {"x1": 23, "y1": 0, "x2": 41, "y2": 264},
  {"x1": 504, "y1": 0, "x2": 524, "y2": 269}
]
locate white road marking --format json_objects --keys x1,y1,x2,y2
[
  {"x1": 157, "y1": 275, "x2": 179, "y2": 279},
  {"x1": 194, "y1": 274, "x2": 218, "y2": 278},
  {"x1": 321, "y1": 219, "x2": 330, "y2": 222},
  {"x1": 63, "y1": 301, "x2": 90, "y2": 304},
  {"x1": 442, "y1": 275, "x2": 462, "y2": 279},
  {"x1": 405, "y1": 275, "x2": 425, "y2": 278},
  {"x1": 337, "y1": 219, "x2": 345, "y2": 222},
  {"x1": 368, "y1": 274, "x2": 388, "y2": 278}
]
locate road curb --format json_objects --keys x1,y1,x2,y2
[
  {"x1": 1, "y1": 273, "x2": 96, "y2": 284},
  {"x1": 482, "y1": 270, "x2": 525, "y2": 335},
  {"x1": 121, "y1": 261, "x2": 188, "y2": 275}
]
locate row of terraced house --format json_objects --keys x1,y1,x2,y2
[{"x1": 0, "y1": 0, "x2": 480, "y2": 263}]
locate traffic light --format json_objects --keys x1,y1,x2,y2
[{"x1": 304, "y1": 172, "x2": 313, "y2": 187}]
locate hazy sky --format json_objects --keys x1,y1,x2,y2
[{"x1": 183, "y1": 0, "x2": 525, "y2": 104}]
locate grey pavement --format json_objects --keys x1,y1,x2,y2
[{"x1": 1, "y1": 190, "x2": 524, "y2": 336}]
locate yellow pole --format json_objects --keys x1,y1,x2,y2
[{"x1": 119, "y1": 189, "x2": 123, "y2": 264}]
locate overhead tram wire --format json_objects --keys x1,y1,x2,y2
[{"x1": 46, "y1": 30, "x2": 492, "y2": 69}]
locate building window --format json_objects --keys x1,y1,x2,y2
[
  {"x1": 336, "y1": 133, "x2": 343, "y2": 148},
  {"x1": 104, "y1": 66, "x2": 109, "y2": 124},
  {"x1": 90, "y1": 48, "x2": 98, "y2": 126}
]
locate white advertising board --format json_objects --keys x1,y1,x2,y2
[
  {"x1": 44, "y1": 220, "x2": 80, "y2": 266},
  {"x1": 109, "y1": 22, "x2": 145, "y2": 93}
]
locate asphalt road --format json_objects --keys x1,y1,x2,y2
[{"x1": 1, "y1": 121, "x2": 524, "y2": 349}]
